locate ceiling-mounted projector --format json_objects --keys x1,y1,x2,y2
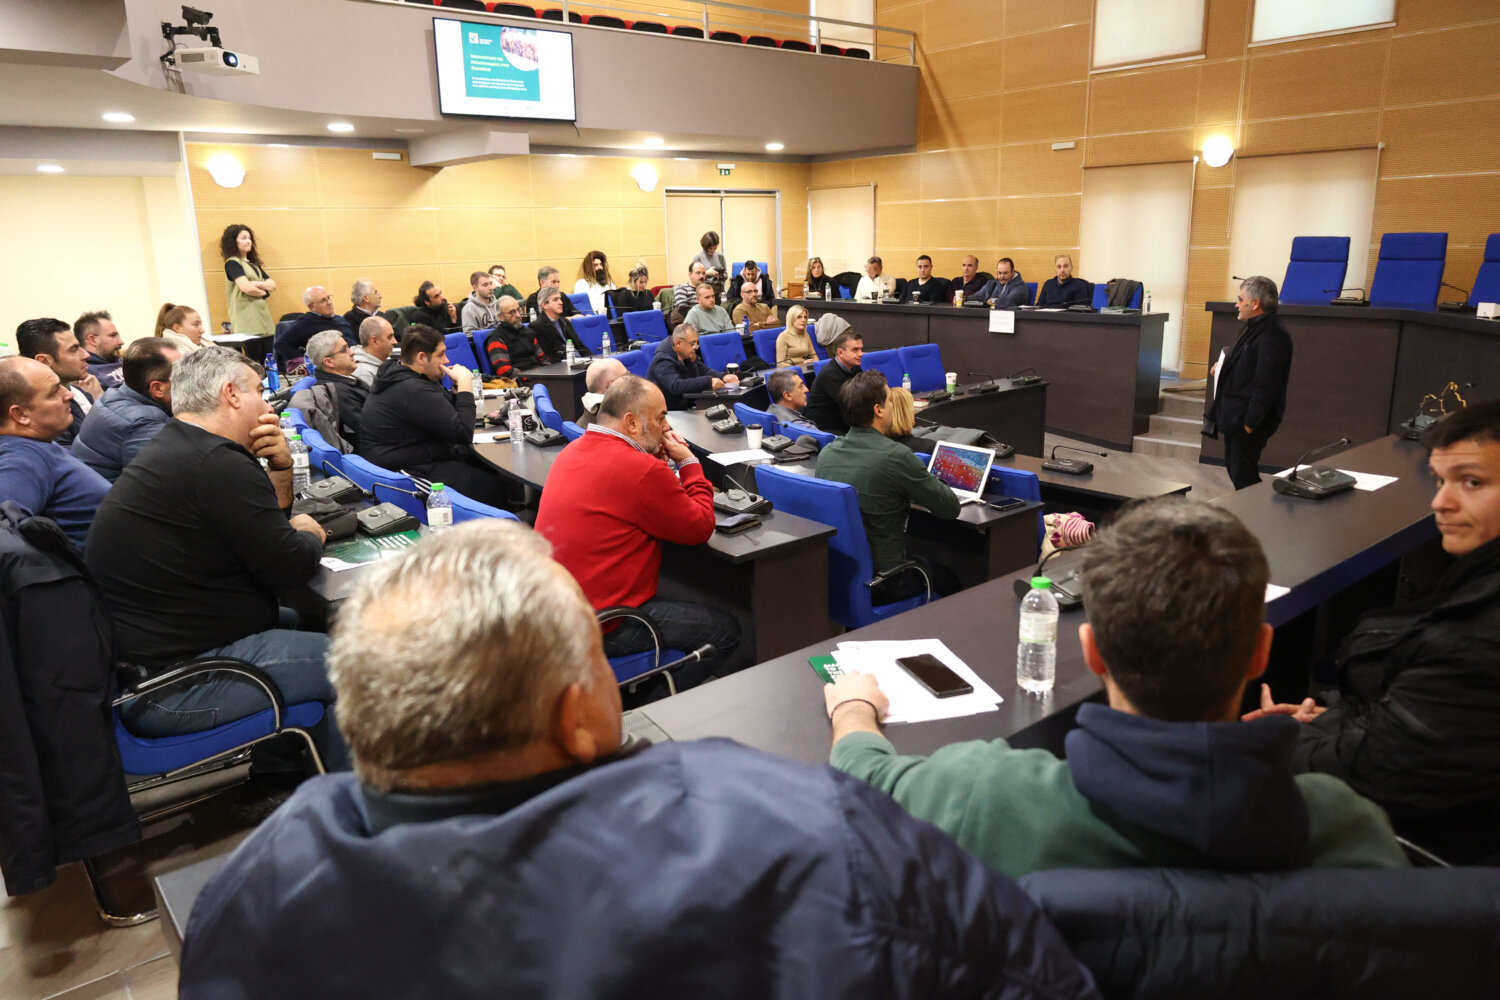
[{"x1": 175, "y1": 46, "x2": 259, "y2": 75}]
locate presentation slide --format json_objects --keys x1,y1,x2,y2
[{"x1": 434, "y1": 18, "x2": 577, "y2": 122}]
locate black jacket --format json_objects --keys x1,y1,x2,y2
[
  {"x1": 408, "y1": 303, "x2": 457, "y2": 331},
  {"x1": 803, "y1": 274, "x2": 837, "y2": 300},
  {"x1": 357, "y1": 361, "x2": 475, "y2": 473},
  {"x1": 525, "y1": 289, "x2": 579, "y2": 319},
  {"x1": 1203, "y1": 312, "x2": 1293, "y2": 438},
  {"x1": 529, "y1": 315, "x2": 591, "y2": 363},
  {"x1": 273, "y1": 312, "x2": 356, "y2": 369},
  {"x1": 1295, "y1": 535, "x2": 1500, "y2": 862},
  {"x1": 0, "y1": 502, "x2": 139, "y2": 896},
  {"x1": 728, "y1": 273, "x2": 774, "y2": 303},
  {"x1": 803, "y1": 360, "x2": 861, "y2": 434},
  {"x1": 1036, "y1": 276, "x2": 1092, "y2": 308},
  {"x1": 907, "y1": 276, "x2": 952, "y2": 304},
  {"x1": 342, "y1": 307, "x2": 389, "y2": 336},
  {"x1": 648, "y1": 339, "x2": 721, "y2": 410},
  {"x1": 611, "y1": 288, "x2": 653, "y2": 314},
  {"x1": 314, "y1": 368, "x2": 369, "y2": 451}
]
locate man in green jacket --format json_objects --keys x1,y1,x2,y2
[
  {"x1": 826, "y1": 497, "x2": 1408, "y2": 878},
  {"x1": 816, "y1": 371, "x2": 960, "y2": 603}
]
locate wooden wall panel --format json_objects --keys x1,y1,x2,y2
[
  {"x1": 1197, "y1": 59, "x2": 1244, "y2": 122},
  {"x1": 1240, "y1": 112, "x2": 1380, "y2": 156},
  {"x1": 999, "y1": 142, "x2": 1084, "y2": 196},
  {"x1": 1380, "y1": 100, "x2": 1500, "y2": 177},
  {"x1": 428, "y1": 157, "x2": 534, "y2": 207},
  {"x1": 1190, "y1": 185, "x2": 1233, "y2": 246},
  {"x1": 1086, "y1": 129, "x2": 1197, "y2": 167},
  {"x1": 994, "y1": 194, "x2": 1080, "y2": 249},
  {"x1": 1002, "y1": 0, "x2": 1091, "y2": 36},
  {"x1": 1245, "y1": 40, "x2": 1388, "y2": 120},
  {"x1": 188, "y1": 145, "x2": 323, "y2": 209},
  {"x1": 1371, "y1": 174, "x2": 1500, "y2": 247},
  {"x1": 1001, "y1": 23, "x2": 1091, "y2": 90},
  {"x1": 1000, "y1": 82, "x2": 1088, "y2": 143},
  {"x1": 864, "y1": 154, "x2": 923, "y2": 201},
  {"x1": 920, "y1": 0, "x2": 1001, "y2": 53},
  {"x1": 1388, "y1": 22, "x2": 1500, "y2": 104},
  {"x1": 921, "y1": 198, "x2": 997, "y2": 248},
  {"x1": 324, "y1": 209, "x2": 439, "y2": 268},
  {"x1": 436, "y1": 207, "x2": 538, "y2": 263},
  {"x1": 918, "y1": 95, "x2": 1000, "y2": 150},
  {"x1": 1204, "y1": 0, "x2": 1251, "y2": 60},
  {"x1": 314, "y1": 149, "x2": 432, "y2": 208},
  {"x1": 876, "y1": 201, "x2": 922, "y2": 246},
  {"x1": 920, "y1": 147, "x2": 999, "y2": 199},
  {"x1": 1089, "y1": 65, "x2": 1201, "y2": 135},
  {"x1": 921, "y1": 41, "x2": 1006, "y2": 100}
]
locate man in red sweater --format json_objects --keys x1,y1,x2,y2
[{"x1": 535, "y1": 375, "x2": 741, "y2": 693}]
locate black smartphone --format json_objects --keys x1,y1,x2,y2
[
  {"x1": 895, "y1": 654, "x2": 973, "y2": 699},
  {"x1": 985, "y1": 496, "x2": 1027, "y2": 511}
]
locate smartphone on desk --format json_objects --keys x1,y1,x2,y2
[{"x1": 896, "y1": 653, "x2": 973, "y2": 699}]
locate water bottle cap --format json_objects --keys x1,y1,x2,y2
[
  {"x1": 288, "y1": 434, "x2": 302, "y2": 441},
  {"x1": 431, "y1": 482, "x2": 445, "y2": 490},
  {"x1": 1030, "y1": 576, "x2": 1052, "y2": 589}
]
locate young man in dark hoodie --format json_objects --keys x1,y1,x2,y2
[
  {"x1": 357, "y1": 324, "x2": 509, "y2": 507},
  {"x1": 826, "y1": 497, "x2": 1407, "y2": 879}
]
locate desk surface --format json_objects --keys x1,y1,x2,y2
[{"x1": 780, "y1": 298, "x2": 1171, "y2": 327}]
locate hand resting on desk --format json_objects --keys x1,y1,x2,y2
[{"x1": 825, "y1": 672, "x2": 889, "y2": 745}]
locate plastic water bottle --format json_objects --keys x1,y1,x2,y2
[
  {"x1": 426, "y1": 482, "x2": 452, "y2": 530},
  {"x1": 601, "y1": 329, "x2": 612, "y2": 356},
  {"x1": 1144, "y1": 290, "x2": 1152, "y2": 313},
  {"x1": 264, "y1": 353, "x2": 280, "y2": 392},
  {"x1": 566, "y1": 340, "x2": 576, "y2": 366},
  {"x1": 470, "y1": 367, "x2": 485, "y2": 413},
  {"x1": 902, "y1": 371, "x2": 912, "y2": 392},
  {"x1": 1017, "y1": 577, "x2": 1059, "y2": 694},
  {"x1": 507, "y1": 395, "x2": 523, "y2": 445},
  {"x1": 529, "y1": 307, "x2": 538, "y2": 323},
  {"x1": 287, "y1": 434, "x2": 311, "y2": 495},
  {"x1": 279, "y1": 413, "x2": 296, "y2": 441},
  {"x1": 742, "y1": 317, "x2": 751, "y2": 339}
]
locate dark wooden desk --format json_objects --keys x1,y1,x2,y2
[
  {"x1": 525, "y1": 360, "x2": 589, "y2": 421},
  {"x1": 1201, "y1": 302, "x2": 1500, "y2": 470},
  {"x1": 916, "y1": 381, "x2": 1048, "y2": 457},
  {"x1": 779, "y1": 298, "x2": 1167, "y2": 450},
  {"x1": 473, "y1": 436, "x2": 838, "y2": 662}
]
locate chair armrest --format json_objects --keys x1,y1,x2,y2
[{"x1": 114, "y1": 657, "x2": 287, "y2": 730}]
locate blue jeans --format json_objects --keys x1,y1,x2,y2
[
  {"x1": 120, "y1": 628, "x2": 349, "y2": 771},
  {"x1": 602, "y1": 598, "x2": 742, "y2": 691}
]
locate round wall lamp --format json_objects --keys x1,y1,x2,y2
[
  {"x1": 630, "y1": 162, "x2": 658, "y2": 193},
  {"x1": 1201, "y1": 134, "x2": 1235, "y2": 168},
  {"x1": 206, "y1": 153, "x2": 246, "y2": 188}
]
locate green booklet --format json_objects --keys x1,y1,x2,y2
[
  {"x1": 320, "y1": 530, "x2": 421, "y2": 571},
  {"x1": 809, "y1": 655, "x2": 843, "y2": 685}
]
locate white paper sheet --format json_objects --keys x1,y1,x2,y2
[
  {"x1": 832, "y1": 639, "x2": 1001, "y2": 724},
  {"x1": 473, "y1": 430, "x2": 511, "y2": 444},
  {"x1": 1265, "y1": 583, "x2": 1289, "y2": 603},
  {"x1": 1272, "y1": 468, "x2": 1397, "y2": 492},
  {"x1": 1211, "y1": 348, "x2": 1226, "y2": 400},
  {"x1": 707, "y1": 449, "x2": 775, "y2": 466},
  {"x1": 989, "y1": 309, "x2": 1016, "y2": 334}
]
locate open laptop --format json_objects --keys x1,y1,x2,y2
[{"x1": 926, "y1": 440, "x2": 997, "y2": 504}]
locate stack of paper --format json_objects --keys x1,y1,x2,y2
[{"x1": 832, "y1": 639, "x2": 1001, "y2": 724}]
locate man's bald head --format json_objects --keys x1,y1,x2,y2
[{"x1": 585, "y1": 357, "x2": 627, "y2": 394}]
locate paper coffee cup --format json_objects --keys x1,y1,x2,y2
[
  {"x1": 746, "y1": 423, "x2": 763, "y2": 448},
  {"x1": 945, "y1": 371, "x2": 957, "y2": 392}
]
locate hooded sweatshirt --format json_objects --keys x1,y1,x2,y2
[
  {"x1": 832, "y1": 702, "x2": 1407, "y2": 879},
  {"x1": 461, "y1": 291, "x2": 501, "y2": 334},
  {"x1": 813, "y1": 311, "x2": 851, "y2": 347},
  {"x1": 356, "y1": 359, "x2": 475, "y2": 473}
]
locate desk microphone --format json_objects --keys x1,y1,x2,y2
[
  {"x1": 1272, "y1": 437, "x2": 1356, "y2": 500},
  {"x1": 966, "y1": 370, "x2": 1002, "y2": 394},
  {"x1": 1043, "y1": 445, "x2": 1106, "y2": 475},
  {"x1": 1012, "y1": 546, "x2": 1086, "y2": 609},
  {"x1": 1439, "y1": 282, "x2": 1472, "y2": 312},
  {"x1": 1324, "y1": 287, "x2": 1369, "y2": 306},
  {"x1": 1007, "y1": 366, "x2": 1043, "y2": 386}
]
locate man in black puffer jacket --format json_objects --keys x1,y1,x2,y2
[
  {"x1": 1251, "y1": 399, "x2": 1500, "y2": 863},
  {"x1": 357, "y1": 325, "x2": 508, "y2": 508}
]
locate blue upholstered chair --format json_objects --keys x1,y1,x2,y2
[
  {"x1": 697, "y1": 330, "x2": 747, "y2": 372},
  {"x1": 623, "y1": 309, "x2": 670, "y2": 343},
  {"x1": 342, "y1": 455, "x2": 426, "y2": 523},
  {"x1": 533, "y1": 386, "x2": 565, "y2": 434},
  {"x1": 614, "y1": 348, "x2": 651, "y2": 378},
  {"x1": 469, "y1": 328, "x2": 496, "y2": 375},
  {"x1": 448, "y1": 489, "x2": 519, "y2": 523},
  {"x1": 298, "y1": 426, "x2": 345, "y2": 474},
  {"x1": 443, "y1": 331, "x2": 481, "y2": 373},
  {"x1": 1025, "y1": 282, "x2": 1037, "y2": 305},
  {"x1": 989, "y1": 465, "x2": 1044, "y2": 555},
  {"x1": 567, "y1": 292, "x2": 595, "y2": 315},
  {"x1": 734, "y1": 401, "x2": 835, "y2": 449},
  {"x1": 751, "y1": 325, "x2": 785, "y2": 365},
  {"x1": 1090, "y1": 283, "x2": 1144, "y2": 309},
  {"x1": 813, "y1": 357, "x2": 831, "y2": 377},
  {"x1": 732, "y1": 261, "x2": 769, "y2": 278},
  {"x1": 897, "y1": 344, "x2": 946, "y2": 392},
  {"x1": 597, "y1": 608, "x2": 688, "y2": 695},
  {"x1": 753, "y1": 465, "x2": 933, "y2": 628},
  {"x1": 289, "y1": 374, "x2": 316, "y2": 394},
  {"x1": 1467, "y1": 234, "x2": 1500, "y2": 307},
  {"x1": 1281, "y1": 236, "x2": 1351, "y2": 305},
  {"x1": 570, "y1": 314, "x2": 610, "y2": 353},
  {"x1": 1369, "y1": 232, "x2": 1448, "y2": 309},
  {"x1": 861, "y1": 348, "x2": 906, "y2": 388},
  {"x1": 561, "y1": 420, "x2": 585, "y2": 442}
]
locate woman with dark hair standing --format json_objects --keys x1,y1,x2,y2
[
  {"x1": 220, "y1": 224, "x2": 276, "y2": 335},
  {"x1": 692, "y1": 231, "x2": 727, "y2": 301},
  {"x1": 573, "y1": 250, "x2": 616, "y2": 314}
]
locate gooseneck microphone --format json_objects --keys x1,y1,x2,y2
[
  {"x1": 966, "y1": 370, "x2": 1002, "y2": 394},
  {"x1": 1043, "y1": 445, "x2": 1107, "y2": 475},
  {"x1": 1007, "y1": 367, "x2": 1041, "y2": 384},
  {"x1": 1325, "y1": 286, "x2": 1369, "y2": 306},
  {"x1": 1439, "y1": 282, "x2": 1473, "y2": 311},
  {"x1": 1272, "y1": 437, "x2": 1356, "y2": 499}
]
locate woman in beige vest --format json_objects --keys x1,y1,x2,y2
[
  {"x1": 776, "y1": 304, "x2": 817, "y2": 367},
  {"x1": 221, "y1": 224, "x2": 276, "y2": 335}
]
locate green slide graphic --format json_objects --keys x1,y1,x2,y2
[{"x1": 462, "y1": 24, "x2": 541, "y2": 103}]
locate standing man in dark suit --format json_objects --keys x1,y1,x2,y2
[{"x1": 1204, "y1": 275, "x2": 1293, "y2": 490}]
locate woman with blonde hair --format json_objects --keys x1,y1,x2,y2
[
  {"x1": 883, "y1": 386, "x2": 926, "y2": 451},
  {"x1": 154, "y1": 303, "x2": 208, "y2": 354},
  {"x1": 573, "y1": 250, "x2": 616, "y2": 313},
  {"x1": 775, "y1": 304, "x2": 817, "y2": 366}
]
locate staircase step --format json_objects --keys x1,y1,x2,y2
[
  {"x1": 1145, "y1": 414, "x2": 1202, "y2": 443},
  {"x1": 1158, "y1": 392, "x2": 1205, "y2": 418},
  {"x1": 1131, "y1": 434, "x2": 1202, "y2": 461}
]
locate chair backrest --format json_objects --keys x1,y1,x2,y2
[
  {"x1": 1369, "y1": 231, "x2": 1448, "y2": 309},
  {"x1": 732, "y1": 261, "x2": 770, "y2": 278},
  {"x1": 630, "y1": 19, "x2": 668, "y2": 32},
  {"x1": 1019, "y1": 866, "x2": 1500, "y2": 1000},
  {"x1": 897, "y1": 344, "x2": 946, "y2": 392},
  {"x1": 861, "y1": 348, "x2": 906, "y2": 388},
  {"x1": 813, "y1": 357, "x2": 831, "y2": 376},
  {"x1": 833, "y1": 271, "x2": 860, "y2": 298},
  {"x1": 989, "y1": 465, "x2": 1043, "y2": 554},
  {"x1": 534, "y1": 388, "x2": 565, "y2": 433},
  {"x1": 753, "y1": 465, "x2": 920, "y2": 627},
  {"x1": 469, "y1": 327, "x2": 495, "y2": 375},
  {"x1": 1025, "y1": 281, "x2": 1037, "y2": 305},
  {"x1": 670, "y1": 24, "x2": 705, "y2": 37},
  {"x1": 732, "y1": 401, "x2": 779, "y2": 435},
  {"x1": 570, "y1": 314, "x2": 610, "y2": 353},
  {"x1": 341, "y1": 455, "x2": 426, "y2": 522},
  {"x1": 443, "y1": 331, "x2": 480, "y2": 373},
  {"x1": 811, "y1": 327, "x2": 829, "y2": 360},
  {"x1": 1281, "y1": 236, "x2": 1351, "y2": 305},
  {"x1": 561, "y1": 420, "x2": 585, "y2": 442},
  {"x1": 698, "y1": 330, "x2": 747, "y2": 371},
  {"x1": 300, "y1": 426, "x2": 345, "y2": 476},
  {"x1": 623, "y1": 309, "x2": 670, "y2": 343},
  {"x1": 567, "y1": 292, "x2": 595, "y2": 315},
  {"x1": 586, "y1": 14, "x2": 627, "y2": 28},
  {"x1": 751, "y1": 325, "x2": 784, "y2": 365},
  {"x1": 746, "y1": 34, "x2": 777, "y2": 46},
  {"x1": 1469, "y1": 233, "x2": 1500, "y2": 307},
  {"x1": 448, "y1": 488, "x2": 519, "y2": 523},
  {"x1": 615, "y1": 348, "x2": 650, "y2": 378},
  {"x1": 780, "y1": 38, "x2": 814, "y2": 51}
]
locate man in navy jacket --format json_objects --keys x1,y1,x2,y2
[
  {"x1": 647, "y1": 323, "x2": 737, "y2": 409},
  {"x1": 177, "y1": 521, "x2": 1099, "y2": 1000},
  {"x1": 73, "y1": 338, "x2": 179, "y2": 482}
]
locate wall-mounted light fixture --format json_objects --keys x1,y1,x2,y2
[
  {"x1": 206, "y1": 152, "x2": 246, "y2": 188},
  {"x1": 630, "y1": 162, "x2": 658, "y2": 193},
  {"x1": 1201, "y1": 134, "x2": 1235, "y2": 168}
]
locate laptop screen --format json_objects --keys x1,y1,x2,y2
[{"x1": 927, "y1": 441, "x2": 995, "y2": 496}]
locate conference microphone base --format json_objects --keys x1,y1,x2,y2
[
  {"x1": 1042, "y1": 458, "x2": 1094, "y2": 475},
  {"x1": 1272, "y1": 467, "x2": 1357, "y2": 500},
  {"x1": 1330, "y1": 296, "x2": 1369, "y2": 307}
]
